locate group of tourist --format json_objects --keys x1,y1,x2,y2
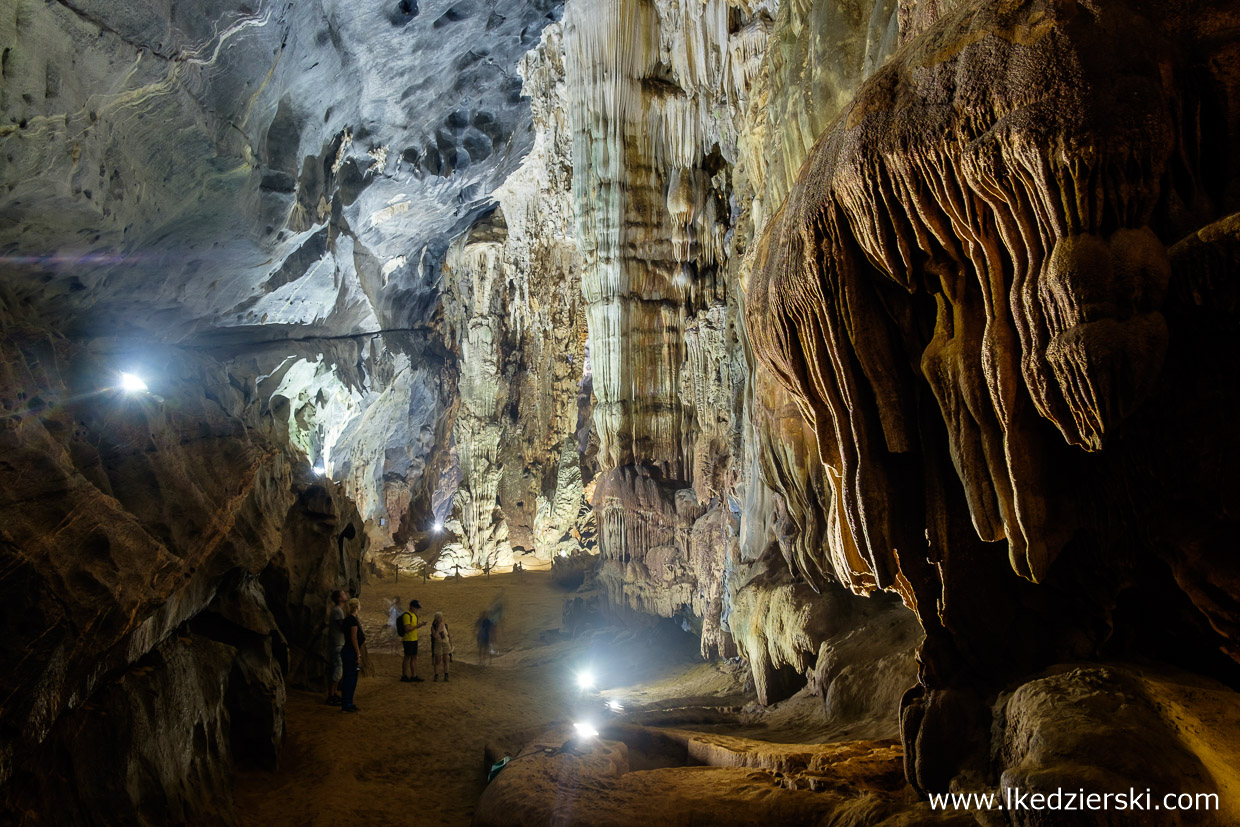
[
  {"x1": 390, "y1": 597, "x2": 455, "y2": 683},
  {"x1": 324, "y1": 589, "x2": 364, "y2": 713},
  {"x1": 323, "y1": 590, "x2": 459, "y2": 714}
]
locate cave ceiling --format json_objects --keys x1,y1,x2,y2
[{"x1": 0, "y1": 0, "x2": 563, "y2": 343}]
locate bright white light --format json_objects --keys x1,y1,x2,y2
[
  {"x1": 576, "y1": 670, "x2": 596, "y2": 690},
  {"x1": 572, "y1": 721, "x2": 599, "y2": 739},
  {"x1": 433, "y1": 521, "x2": 443, "y2": 532},
  {"x1": 606, "y1": 700, "x2": 624, "y2": 712},
  {"x1": 119, "y1": 372, "x2": 148, "y2": 393},
  {"x1": 313, "y1": 465, "x2": 326, "y2": 477}
]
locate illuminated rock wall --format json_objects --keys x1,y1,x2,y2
[
  {"x1": 438, "y1": 24, "x2": 595, "y2": 575},
  {"x1": 0, "y1": 0, "x2": 564, "y2": 554},
  {"x1": 4, "y1": 0, "x2": 1240, "y2": 816},
  {"x1": 745, "y1": 0, "x2": 1240, "y2": 796},
  {"x1": 562, "y1": 0, "x2": 750, "y2": 630}
]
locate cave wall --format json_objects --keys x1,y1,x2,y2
[
  {"x1": 436, "y1": 23, "x2": 596, "y2": 575},
  {"x1": 560, "y1": 0, "x2": 751, "y2": 642},
  {"x1": 0, "y1": 0, "x2": 569, "y2": 552},
  {"x1": 744, "y1": 0, "x2": 1240, "y2": 801},
  {"x1": 0, "y1": 315, "x2": 366, "y2": 822},
  {"x1": 542, "y1": 0, "x2": 926, "y2": 736},
  {"x1": 502, "y1": 0, "x2": 1240, "y2": 806},
  {"x1": 3, "y1": 0, "x2": 1240, "y2": 818}
]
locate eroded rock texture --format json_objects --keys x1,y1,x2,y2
[
  {"x1": 554, "y1": 1, "x2": 926, "y2": 750},
  {"x1": 4, "y1": 0, "x2": 1240, "y2": 819},
  {"x1": 437, "y1": 23, "x2": 595, "y2": 575},
  {"x1": 0, "y1": 322, "x2": 366, "y2": 821},
  {"x1": 475, "y1": 723, "x2": 974, "y2": 826},
  {"x1": 562, "y1": 0, "x2": 747, "y2": 634},
  {"x1": 0, "y1": 0, "x2": 567, "y2": 549},
  {"x1": 746, "y1": 0, "x2": 1240, "y2": 798}
]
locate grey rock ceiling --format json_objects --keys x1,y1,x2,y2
[{"x1": 0, "y1": 0, "x2": 562, "y2": 342}]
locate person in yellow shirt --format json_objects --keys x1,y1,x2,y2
[{"x1": 399, "y1": 599, "x2": 428, "y2": 682}]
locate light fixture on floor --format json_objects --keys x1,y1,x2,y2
[{"x1": 572, "y1": 721, "x2": 599, "y2": 739}]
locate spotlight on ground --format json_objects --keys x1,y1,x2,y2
[
  {"x1": 576, "y1": 670, "x2": 596, "y2": 691},
  {"x1": 572, "y1": 721, "x2": 599, "y2": 739},
  {"x1": 119, "y1": 372, "x2": 148, "y2": 393}
]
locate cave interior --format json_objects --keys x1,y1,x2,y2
[{"x1": 1, "y1": 0, "x2": 1239, "y2": 824}]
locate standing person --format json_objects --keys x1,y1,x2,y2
[
  {"x1": 399, "y1": 599, "x2": 427, "y2": 682},
  {"x1": 325, "y1": 589, "x2": 348, "y2": 706},
  {"x1": 431, "y1": 611, "x2": 453, "y2": 681},
  {"x1": 475, "y1": 610, "x2": 493, "y2": 666},
  {"x1": 386, "y1": 596, "x2": 402, "y2": 654},
  {"x1": 339, "y1": 597, "x2": 365, "y2": 713}
]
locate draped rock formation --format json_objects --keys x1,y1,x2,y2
[
  {"x1": 4, "y1": 0, "x2": 1240, "y2": 821},
  {"x1": 558, "y1": 0, "x2": 924, "y2": 742},
  {"x1": 563, "y1": 0, "x2": 748, "y2": 638},
  {"x1": 747, "y1": 0, "x2": 1240, "y2": 798}
]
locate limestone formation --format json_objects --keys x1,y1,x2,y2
[
  {"x1": 746, "y1": 0, "x2": 1240, "y2": 795},
  {"x1": 3, "y1": 0, "x2": 1240, "y2": 821},
  {"x1": 0, "y1": 0, "x2": 565, "y2": 552},
  {"x1": 474, "y1": 723, "x2": 975, "y2": 826},
  {"x1": 0, "y1": 324, "x2": 365, "y2": 821},
  {"x1": 437, "y1": 22, "x2": 594, "y2": 576},
  {"x1": 561, "y1": 0, "x2": 756, "y2": 648},
  {"x1": 992, "y1": 665, "x2": 1240, "y2": 825}
]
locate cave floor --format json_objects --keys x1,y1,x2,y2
[{"x1": 233, "y1": 571, "x2": 751, "y2": 825}]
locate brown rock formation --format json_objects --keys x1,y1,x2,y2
[
  {"x1": 4, "y1": 0, "x2": 1240, "y2": 819},
  {"x1": 0, "y1": 325, "x2": 365, "y2": 821},
  {"x1": 746, "y1": 0, "x2": 1240, "y2": 795},
  {"x1": 474, "y1": 723, "x2": 975, "y2": 826}
]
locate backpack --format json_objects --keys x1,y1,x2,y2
[{"x1": 397, "y1": 612, "x2": 411, "y2": 637}]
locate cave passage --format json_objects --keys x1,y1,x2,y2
[{"x1": 2, "y1": 0, "x2": 1240, "y2": 825}]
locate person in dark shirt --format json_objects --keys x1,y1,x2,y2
[
  {"x1": 339, "y1": 598, "x2": 366, "y2": 713},
  {"x1": 475, "y1": 610, "x2": 493, "y2": 666}
]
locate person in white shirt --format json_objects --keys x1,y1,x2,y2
[{"x1": 325, "y1": 589, "x2": 348, "y2": 706}]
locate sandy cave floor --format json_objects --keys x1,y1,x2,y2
[{"x1": 233, "y1": 571, "x2": 756, "y2": 826}]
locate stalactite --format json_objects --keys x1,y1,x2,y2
[
  {"x1": 748, "y1": 0, "x2": 1192, "y2": 588},
  {"x1": 437, "y1": 23, "x2": 593, "y2": 574}
]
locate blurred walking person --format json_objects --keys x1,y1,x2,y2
[{"x1": 475, "y1": 610, "x2": 493, "y2": 666}]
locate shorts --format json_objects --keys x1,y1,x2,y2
[
  {"x1": 331, "y1": 645, "x2": 344, "y2": 682},
  {"x1": 403, "y1": 640, "x2": 419, "y2": 656}
]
